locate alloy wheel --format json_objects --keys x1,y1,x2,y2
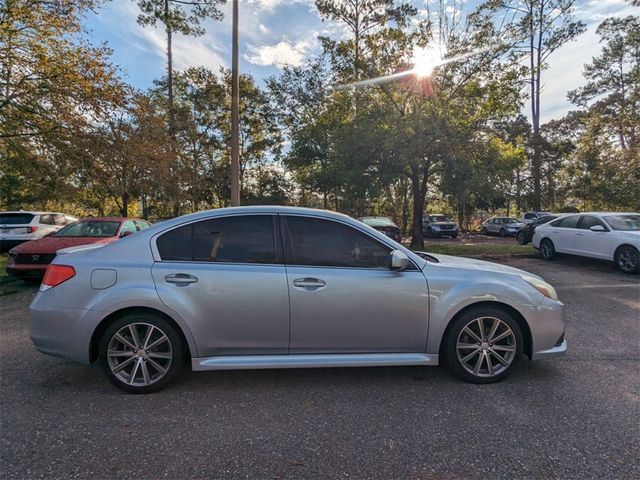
[
  {"x1": 617, "y1": 247, "x2": 639, "y2": 274},
  {"x1": 107, "y1": 322, "x2": 173, "y2": 386},
  {"x1": 456, "y1": 316, "x2": 517, "y2": 378}
]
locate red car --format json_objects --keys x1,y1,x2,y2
[{"x1": 6, "y1": 217, "x2": 151, "y2": 278}]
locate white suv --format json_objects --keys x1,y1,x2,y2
[{"x1": 0, "y1": 211, "x2": 77, "y2": 252}]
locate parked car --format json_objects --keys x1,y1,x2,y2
[
  {"x1": 423, "y1": 214, "x2": 458, "y2": 238},
  {"x1": 0, "y1": 211, "x2": 77, "y2": 252},
  {"x1": 516, "y1": 215, "x2": 559, "y2": 245},
  {"x1": 30, "y1": 206, "x2": 566, "y2": 393},
  {"x1": 481, "y1": 217, "x2": 526, "y2": 237},
  {"x1": 359, "y1": 216, "x2": 402, "y2": 243},
  {"x1": 521, "y1": 211, "x2": 552, "y2": 225},
  {"x1": 7, "y1": 217, "x2": 151, "y2": 278},
  {"x1": 532, "y1": 212, "x2": 640, "y2": 274}
]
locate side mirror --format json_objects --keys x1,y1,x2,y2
[
  {"x1": 120, "y1": 230, "x2": 134, "y2": 238},
  {"x1": 389, "y1": 250, "x2": 411, "y2": 270},
  {"x1": 590, "y1": 225, "x2": 606, "y2": 232}
]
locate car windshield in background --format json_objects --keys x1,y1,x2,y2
[
  {"x1": 0, "y1": 213, "x2": 35, "y2": 225},
  {"x1": 504, "y1": 218, "x2": 520, "y2": 223},
  {"x1": 430, "y1": 216, "x2": 451, "y2": 222},
  {"x1": 361, "y1": 217, "x2": 397, "y2": 227},
  {"x1": 55, "y1": 221, "x2": 120, "y2": 237},
  {"x1": 604, "y1": 215, "x2": 640, "y2": 231}
]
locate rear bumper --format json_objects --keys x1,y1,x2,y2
[
  {"x1": 7, "y1": 264, "x2": 48, "y2": 278},
  {"x1": 29, "y1": 290, "x2": 98, "y2": 365}
]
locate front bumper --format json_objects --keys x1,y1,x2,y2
[{"x1": 517, "y1": 297, "x2": 567, "y2": 360}]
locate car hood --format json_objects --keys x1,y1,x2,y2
[
  {"x1": 12, "y1": 236, "x2": 116, "y2": 254},
  {"x1": 421, "y1": 252, "x2": 542, "y2": 279}
]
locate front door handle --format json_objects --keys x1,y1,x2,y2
[
  {"x1": 165, "y1": 273, "x2": 198, "y2": 285},
  {"x1": 576, "y1": 232, "x2": 584, "y2": 236},
  {"x1": 293, "y1": 277, "x2": 326, "y2": 289}
]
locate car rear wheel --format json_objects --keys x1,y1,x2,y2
[
  {"x1": 516, "y1": 231, "x2": 527, "y2": 245},
  {"x1": 540, "y1": 238, "x2": 556, "y2": 260},
  {"x1": 445, "y1": 307, "x2": 523, "y2": 384},
  {"x1": 615, "y1": 245, "x2": 639, "y2": 274},
  {"x1": 99, "y1": 313, "x2": 185, "y2": 394}
]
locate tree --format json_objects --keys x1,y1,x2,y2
[
  {"x1": 494, "y1": 0, "x2": 585, "y2": 210},
  {"x1": 568, "y1": 15, "x2": 639, "y2": 151},
  {"x1": 0, "y1": 0, "x2": 124, "y2": 209},
  {"x1": 134, "y1": 0, "x2": 225, "y2": 135}
]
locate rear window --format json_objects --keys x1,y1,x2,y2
[{"x1": 0, "y1": 213, "x2": 35, "y2": 225}]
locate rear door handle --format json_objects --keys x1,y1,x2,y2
[
  {"x1": 165, "y1": 273, "x2": 198, "y2": 285},
  {"x1": 576, "y1": 233, "x2": 584, "y2": 236},
  {"x1": 293, "y1": 277, "x2": 326, "y2": 289}
]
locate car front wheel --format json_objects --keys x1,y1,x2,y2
[
  {"x1": 516, "y1": 231, "x2": 527, "y2": 245},
  {"x1": 99, "y1": 313, "x2": 185, "y2": 394},
  {"x1": 445, "y1": 307, "x2": 523, "y2": 384},
  {"x1": 615, "y1": 245, "x2": 639, "y2": 274},
  {"x1": 481, "y1": 227, "x2": 488, "y2": 235},
  {"x1": 540, "y1": 238, "x2": 556, "y2": 260}
]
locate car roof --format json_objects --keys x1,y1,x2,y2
[
  {"x1": 0, "y1": 211, "x2": 65, "y2": 215},
  {"x1": 76, "y1": 217, "x2": 144, "y2": 222},
  {"x1": 581, "y1": 212, "x2": 639, "y2": 216}
]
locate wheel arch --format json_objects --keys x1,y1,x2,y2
[
  {"x1": 89, "y1": 306, "x2": 194, "y2": 364},
  {"x1": 613, "y1": 243, "x2": 639, "y2": 261},
  {"x1": 438, "y1": 301, "x2": 533, "y2": 361}
]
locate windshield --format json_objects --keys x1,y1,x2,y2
[
  {"x1": 55, "y1": 221, "x2": 120, "y2": 237},
  {"x1": 503, "y1": 218, "x2": 520, "y2": 223},
  {"x1": 604, "y1": 215, "x2": 640, "y2": 231},
  {"x1": 360, "y1": 217, "x2": 397, "y2": 228},
  {"x1": 430, "y1": 215, "x2": 451, "y2": 222}
]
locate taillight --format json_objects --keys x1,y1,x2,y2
[
  {"x1": 28, "y1": 226, "x2": 39, "y2": 233},
  {"x1": 41, "y1": 265, "x2": 75, "y2": 290}
]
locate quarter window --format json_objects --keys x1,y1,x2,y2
[
  {"x1": 157, "y1": 215, "x2": 276, "y2": 264},
  {"x1": 551, "y1": 215, "x2": 580, "y2": 228},
  {"x1": 286, "y1": 216, "x2": 391, "y2": 268},
  {"x1": 119, "y1": 221, "x2": 137, "y2": 236}
]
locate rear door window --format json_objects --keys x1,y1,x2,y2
[
  {"x1": 579, "y1": 215, "x2": 607, "y2": 230},
  {"x1": 551, "y1": 215, "x2": 580, "y2": 228},
  {"x1": 0, "y1": 213, "x2": 35, "y2": 225},
  {"x1": 157, "y1": 215, "x2": 277, "y2": 264}
]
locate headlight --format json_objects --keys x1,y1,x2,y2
[{"x1": 520, "y1": 275, "x2": 558, "y2": 301}]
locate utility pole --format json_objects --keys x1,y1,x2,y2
[{"x1": 230, "y1": 0, "x2": 240, "y2": 206}]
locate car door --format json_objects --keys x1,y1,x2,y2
[
  {"x1": 489, "y1": 219, "x2": 500, "y2": 234},
  {"x1": 283, "y1": 215, "x2": 429, "y2": 354},
  {"x1": 575, "y1": 215, "x2": 611, "y2": 259},
  {"x1": 546, "y1": 215, "x2": 581, "y2": 253},
  {"x1": 151, "y1": 214, "x2": 290, "y2": 356}
]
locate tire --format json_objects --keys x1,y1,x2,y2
[
  {"x1": 481, "y1": 227, "x2": 488, "y2": 235},
  {"x1": 615, "y1": 245, "x2": 639, "y2": 274},
  {"x1": 499, "y1": 228, "x2": 506, "y2": 237},
  {"x1": 540, "y1": 238, "x2": 556, "y2": 260},
  {"x1": 516, "y1": 231, "x2": 527, "y2": 245},
  {"x1": 451, "y1": 233, "x2": 458, "y2": 239},
  {"x1": 444, "y1": 306, "x2": 523, "y2": 384},
  {"x1": 99, "y1": 312, "x2": 186, "y2": 394}
]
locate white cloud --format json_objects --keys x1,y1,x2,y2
[
  {"x1": 245, "y1": 40, "x2": 311, "y2": 67},
  {"x1": 258, "y1": 24, "x2": 270, "y2": 35}
]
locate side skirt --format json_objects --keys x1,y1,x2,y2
[{"x1": 192, "y1": 353, "x2": 439, "y2": 371}]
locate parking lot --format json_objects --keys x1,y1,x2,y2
[{"x1": 1, "y1": 256, "x2": 639, "y2": 479}]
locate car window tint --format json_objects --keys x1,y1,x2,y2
[
  {"x1": 0, "y1": 213, "x2": 35, "y2": 225},
  {"x1": 551, "y1": 215, "x2": 580, "y2": 228},
  {"x1": 287, "y1": 216, "x2": 390, "y2": 268},
  {"x1": 157, "y1": 215, "x2": 276, "y2": 264},
  {"x1": 524, "y1": 213, "x2": 535, "y2": 219},
  {"x1": 135, "y1": 220, "x2": 150, "y2": 230},
  {"x1": 579, "y1": 215, "x2": 606, "y2": 230}
]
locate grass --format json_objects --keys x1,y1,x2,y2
[
  {"x1": 0, "y1": 254, "x2": 7, "y2": 277},
  {"x1": 419, "y1": 243, "x2": 536, "y2": 257}
]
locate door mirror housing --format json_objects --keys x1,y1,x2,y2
[
  {"x1": 389, "y1": 250, "x2": 411, "y2": 270},
  {"x1": 590, "y1": 225, "x2": 606, "y2": 232}
]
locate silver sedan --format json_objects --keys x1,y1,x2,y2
[{"x1": 30, "y1": 206, "x2": 566, "y2": 393}]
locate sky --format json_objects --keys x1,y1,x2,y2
[{"x1": 84, "y1": 0, "x2": 638, "y2": 123}]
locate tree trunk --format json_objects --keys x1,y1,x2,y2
[
  {"x1": 121, "y1": 193, "x2": 129, "y2": 218},
  {"x1": 409, "y1": 166, "x2": 429, "y2": 250}
]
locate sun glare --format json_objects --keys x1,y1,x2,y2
[{"x1": 411, "y1": 46, "x2": 443, "y2": 78}]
